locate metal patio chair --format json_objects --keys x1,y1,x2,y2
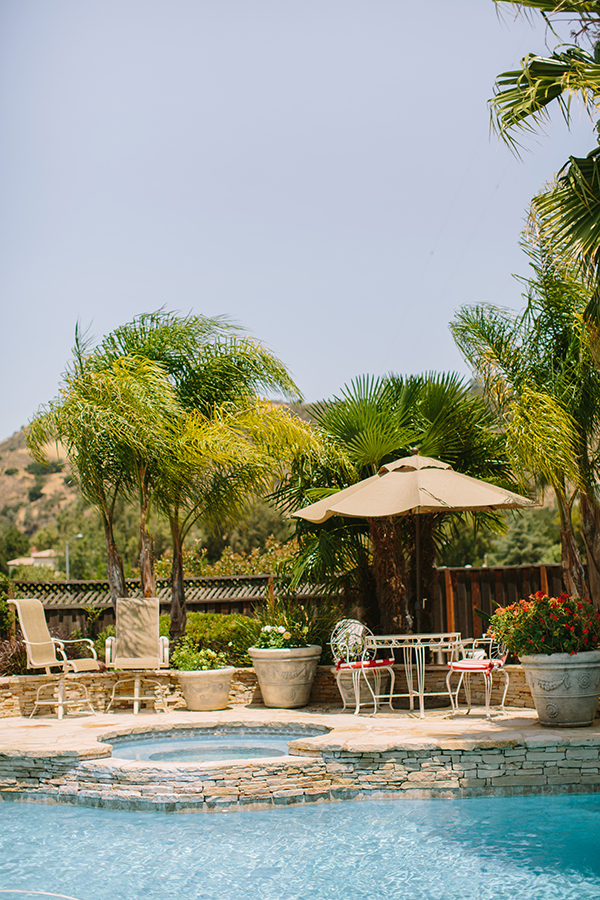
[
  {"x1": 10, "y1": 597, "x2": 100, "y2": 719},
  {"x1": 446, "y1": 637, "x2": 509, "y2": 719},
  {"x1": 105, "y1": 597, "x2": 170, "y2": 714},
  {"x1": 330, "y1": 618, "x2": 395, "y2": 715}
]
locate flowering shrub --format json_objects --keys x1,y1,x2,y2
[
  {"x1": 251, "y1": 598, "x2": 317, "y2": 650},
  {"x1": 488, "y1": 592, "x2": 600, "y2": 657}
]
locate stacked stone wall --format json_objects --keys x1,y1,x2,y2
[
  {"x1": 0, "y1": 664, "x2": 537, "y2": 718},
  {"x1": 2, "y1": 734, "x2": 600, "y2": 811}
]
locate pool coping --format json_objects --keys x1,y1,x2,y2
[{"x1": 2, "y1": 706, "x2": 600, "y2": 812}]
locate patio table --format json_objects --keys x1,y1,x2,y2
[{"x1": 364, "y1": 632, "x2": 462, "y2": 718}]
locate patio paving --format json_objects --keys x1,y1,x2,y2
[{"x1": 1, "y1": 703, "x2": 599, "y2": 758}]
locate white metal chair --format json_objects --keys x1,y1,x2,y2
[
  {"x1": 105, "y1": 597, "x2": 170, "y2": 714},
  {"x1": 9, "y1": 598, "x2": 100, "y2": 719},
  {"x1": 446, "y1": 637, "x2": 509, "y2": 719},
  {"x1": 330, "y1": 618, "x2": 395, "y2": 714}
]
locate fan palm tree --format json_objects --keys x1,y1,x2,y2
[
  {"x1": 278, "y1": 373, "x2": 511, "y2": 632},
  {"x1": 452, "y1": 218, "x2": 600, "y2": 601}
]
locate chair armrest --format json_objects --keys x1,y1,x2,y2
[
  {"x1": 59, "y1": 637, "x2": 98, "y2": 660},
  {"x1": 23, "y1": 637, "x2": 68, "y2": 663},
  {"x1": 159, "y1": 636, "x2": 169, "y2": 667},
  {"x1": 106, "y1": 635, "x2": 116, "y2": 666}
]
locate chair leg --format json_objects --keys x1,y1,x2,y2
[
  {"x1": 133, "y1": 675, "x2": 141, "y2": 716},
  {"x1": 463, "y1": 672, "x2": 472, "y2": 711},
  {"x1": 446, "y1": 669, "x2": 456, "y2": 713},
  {"x1": 57, "y1": 680, "x2": 65, "y2": 720},
  {"x1": 483, "y1": 672, "x2": 493, "y2": 719},
  {"x1": 353, "y1": 670, "x2": 362, "y2": 715},
  {"x1": 499, "y1": 669, "x2": 509, "y2": 713},
  {"x1": 387, "y1": 666, "x2": 396, "y2": 711},
  {"x1": 335, "y1": 671, "x2": 348, "y2": 712}
]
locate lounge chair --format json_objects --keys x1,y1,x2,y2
[
  {"x1": 9, "y1": 597, "x2": 100, "y2": 719},
  {"x1": 330, "y1": 618, "x2": 395, "y2": 714},
  {"x1": 105, "y1": 597, "x2": 170, "y2": 714},
  {"x1": 446, "y1": 637, "x2": 509, "y2": 719}
]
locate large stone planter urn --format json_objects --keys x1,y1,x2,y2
[
  {"x1": 520, "y1": 651, "x2": 600, "y2": 726},
  {"x1": 248, "y1": 645, "x2": 322, "y2": 708},
  {"x1": 177, "y1": 667, "x2": 236, "y2": 711}
]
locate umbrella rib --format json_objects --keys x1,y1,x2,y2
[{"x1": 420, "y1": 488, "x2": 450, "y2": 507}]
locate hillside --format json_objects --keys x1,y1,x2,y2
[{"x1": 0, "y1": 429, "x2": 78, "y2": 535}]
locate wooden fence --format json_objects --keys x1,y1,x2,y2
[
  {"x1": 430, "y1": 564, "x2": 563, "y2": 639},
  {"x1": 11, "y1": 564, "x2": 565, "y2": 639},
  {"x1": 9, "y1": 576, "x2": 321, "y2": 634}
]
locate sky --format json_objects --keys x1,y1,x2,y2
[{"x1": 0, "y1": 1, "x2": 597, "y2": 441}]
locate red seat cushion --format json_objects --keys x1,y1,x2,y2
[
  {"x1": 337, "y1": 658, "x2": 395, "y2": 671},
  {"x1": 448, "y1": 659, "x2": 504, "y2": 674}
]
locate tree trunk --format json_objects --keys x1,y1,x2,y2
[
  {"x1": 102, "y1": 516, "x2": 127, "y2": 607},
  {"x1": 169, "y1": 517, "x2": 186, "y2": 642},
  {"x1": 368, "y1": 516, "x2": 411, "y2": 633},
  {"x1": 579, "y1": 490, "x2": 600, "y2": 606},
  {"x1": 139, "y1": 499, "x2": 156, "y2": 598},
  {"x1": 556, "y1": 490, "x2": 589, "y2": 599}
]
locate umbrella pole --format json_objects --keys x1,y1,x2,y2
[{"x1": 415, "y1": 514, "x2": 422, "y2": 632}]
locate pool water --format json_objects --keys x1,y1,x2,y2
[
  {"x1": 1, "y1": 794, "x2": 600, "y2": 900},
  {"x1": 110, "y1": 732, "x2": 308, "y2": 762}
]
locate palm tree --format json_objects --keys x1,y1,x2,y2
[
  {"x1": 490, "y1": 1, "x2": 600, "y2": 316},
  {"x1": 156, "y1": 401, "x2": 316, "y2": 639},
  {"x1": 28, "y1": 355, "x2": 180, "y2": 604},
  {"x1": 452, "y1": 219, "x2": 600, "y2": 601},
  {"x1": 85, "y1": 310, "x2": 312, "y2": 638},
  {"x1": 279, "y1": 373, "x2": 511, "y2": 632}
]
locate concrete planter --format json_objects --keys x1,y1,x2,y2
[
  {"x1": 248, "y1": 645, "x2": 322, "y2": 708},
  {"x1": 520, "y1": 650, "x2": 600, "y2": 726},
  {"x1": 176, "y1": 667, "x2": 235, "y2": 711}
]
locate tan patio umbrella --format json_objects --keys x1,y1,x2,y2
[{"x1": 293, "y1": 451, "x2": 535, "y2": 627}]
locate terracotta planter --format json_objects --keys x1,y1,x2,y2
[
  {"x1": 176, "y1": 667, "x2": 235, "y2": 711},
  {"x1": 520, "y1": 650, "x2": 600, "y2": 726},
  {"x1": 248, "y1": 645, "x2": 322, "y2": 708}
]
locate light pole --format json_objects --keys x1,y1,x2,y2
[{"x1": 65, "y1": 533, "x2": 83, "y2": 581}]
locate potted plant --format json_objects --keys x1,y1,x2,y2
[
  {"x1": 489, "y1": 592, "x2": 600, "y2": 726},
  {"x1": 172, "y1": 637, "x2": 235, "y2": 711},
  {"x1": 247, "y1": 600, "x2": 322, "y2": 708}
]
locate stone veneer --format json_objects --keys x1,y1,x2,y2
[
  {"x1": 1, "y1": 723, "x2": 600, "y2": 812},
  {"x1": 0, "y1": 664, "x2": 536, "y2": 718}
]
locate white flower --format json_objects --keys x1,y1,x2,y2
[
  {"x1": 283, "y1": 631, "x2": 291, "y2": 640},
  {"x1": 277, "y1": 626, "x2": 286, "y2": 634},
  {"x1": 263, "y1": 625, "x2": 272, "y2": 633}
]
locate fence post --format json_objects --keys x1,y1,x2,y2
[
  {"x1": 470, "y1": 570, "x2": 482, "y2": 639},
  {"x1": 445, "y1": 569, "x2": 455, "y2": 632}
]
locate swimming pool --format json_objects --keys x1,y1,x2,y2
[{"x1": 1, "y1": 794, "x2": 599, "y2": 900}]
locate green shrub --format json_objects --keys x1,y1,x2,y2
[
  {"x1": 94, "y1": 624, "x2": 115, "y2": 660},
  {"x1": 25, "y1": 460, "x2": 64, "y2": 476},
  {"x1": 4, "y1": 468, "x2": 18, "y2": 476},
  {"x1": 160, "y1": 612, "x2": 260, "y2": 667},
  {"x1": 171, "y1": 637, "x2": 229, "y2": 671},
  {"x1": 159, "y1": 599, "x2": 342, "y2": 667}
]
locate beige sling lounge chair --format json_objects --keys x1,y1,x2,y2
[
  {"x1": 10, "y1": 597, "x2": 100, "y2": 719},
  {"x1": 105, "y1": 597, "x2": 170, "y2": 714}
]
